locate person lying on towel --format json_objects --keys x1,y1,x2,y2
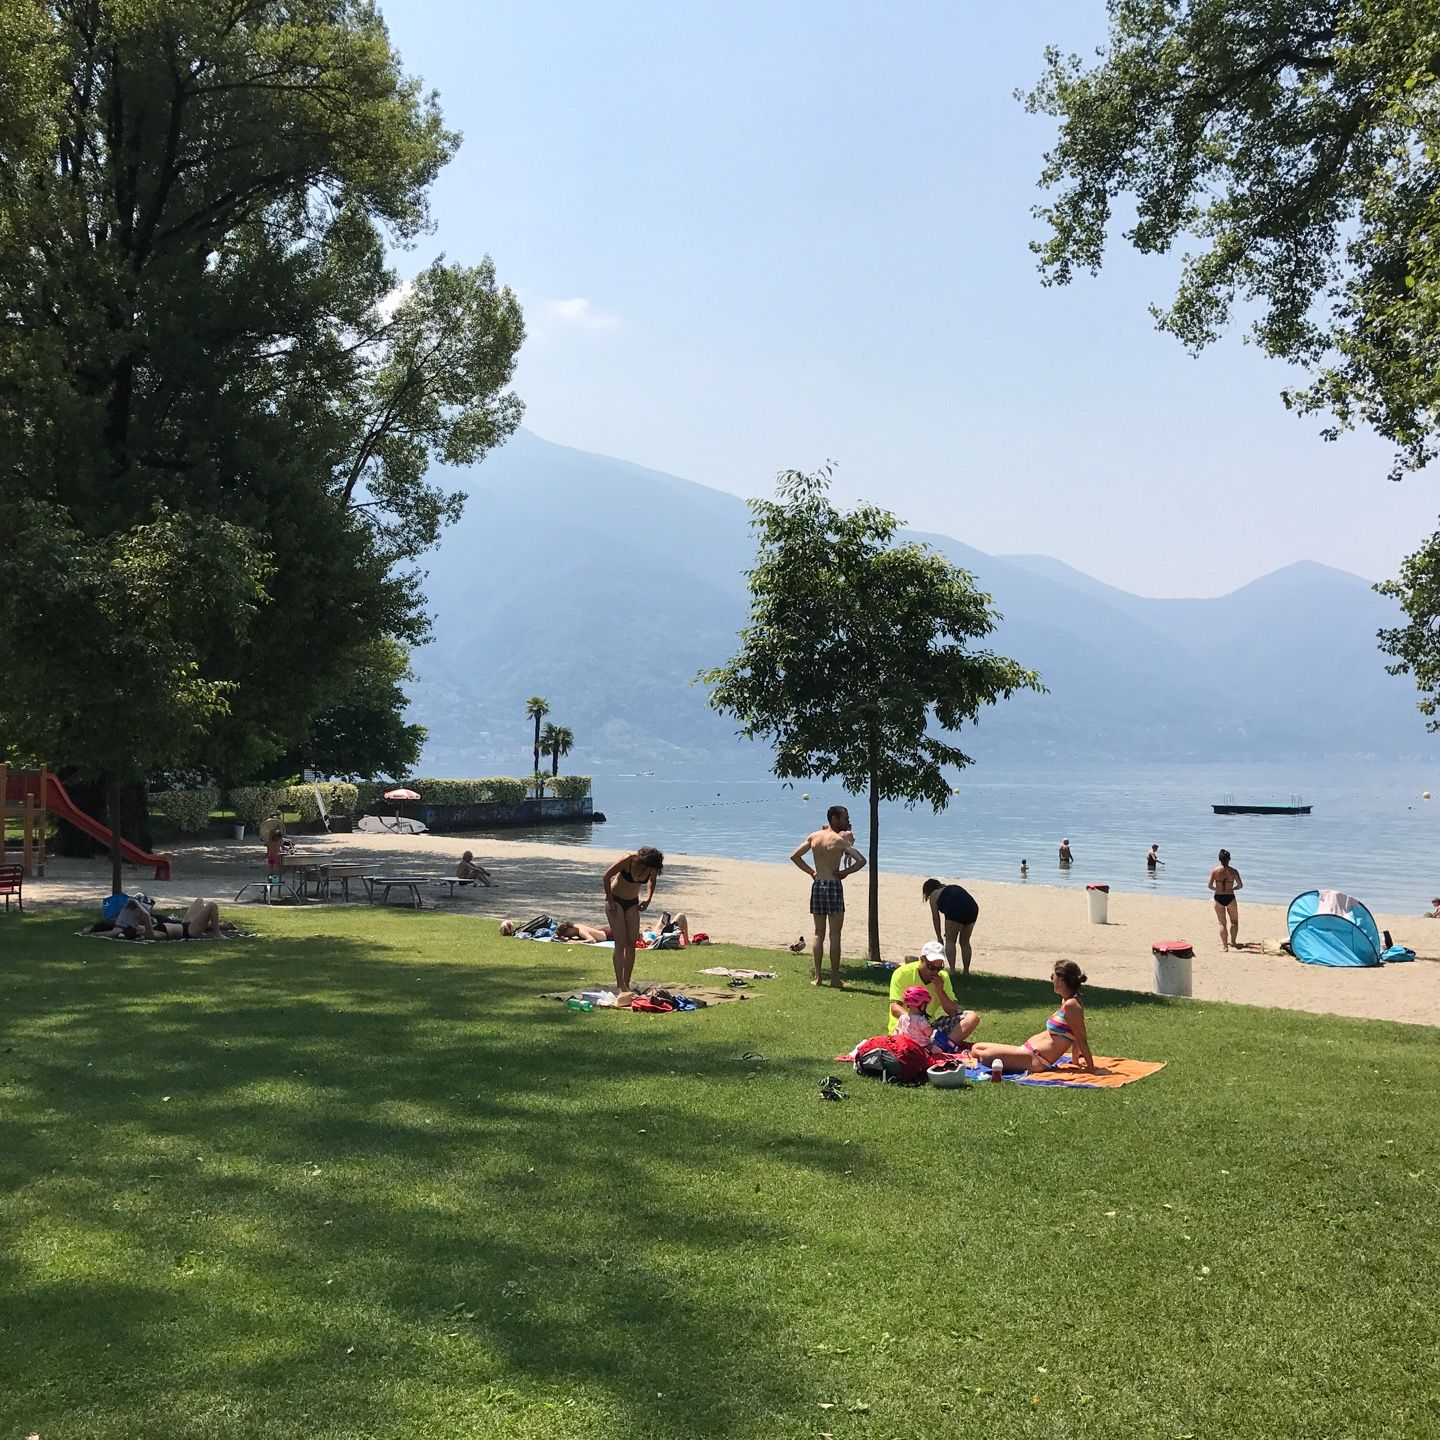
[{"x1": 970, "y1": 960, "x2": 1096, "y2": 1074}]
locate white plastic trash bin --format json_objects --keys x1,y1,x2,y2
[
  {"x1": 1086, "y1": 883, "x2": 1110, "y2": 924},
  {"x1": 1152, "y1": 943, "x2": 1194, "y2": 997}
]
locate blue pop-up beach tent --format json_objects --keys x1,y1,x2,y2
[{"x1": 1286, "y1": 890, "x2": 1383, "y2": 967}]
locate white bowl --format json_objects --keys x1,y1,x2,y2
[{"x1": 927, "y1": 1063, "x2": 970, "y2": 1089}]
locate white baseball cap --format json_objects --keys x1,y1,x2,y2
[{"x1": 920, "y1": 941, "x2": 947, "y2": 964}]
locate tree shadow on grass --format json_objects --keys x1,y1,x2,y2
[{"x1": 0, "y1": 916, "x2": 845, "y2": 1438}]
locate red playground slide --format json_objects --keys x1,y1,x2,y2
[{"x1": 5, "y1": 771, "x2": 172, "y2": 880}]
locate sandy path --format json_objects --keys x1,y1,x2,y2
[{"x1": 9, "y1": 830, "x2": 1436, "y2": 1027}]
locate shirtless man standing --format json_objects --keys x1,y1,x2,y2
[{"x1": 790, "y1": 804, "x2": 866, "y2": 988}]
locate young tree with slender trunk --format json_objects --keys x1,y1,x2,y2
[{"x1": 703, "y1": 466, "x2": 1043, "y2": 962}]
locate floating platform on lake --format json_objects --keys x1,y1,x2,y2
[{"x1": 1212, "y1": 802, "x2": 1311, "y2": 815}]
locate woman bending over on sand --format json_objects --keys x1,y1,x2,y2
[
  {"x1": 920, "y1": 878, "x2": 980, "y2": 978},
  {"x1": 1208, "y1": 849, "x2": 1243, "y2": 951},
  {"x1": 970, "y1": 960, "x2": 1094, "y2": 1074},
  {"x1": 602, "y1": 846, "x2": 664, "y2": 994}
]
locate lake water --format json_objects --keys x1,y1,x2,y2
[{"x1": 466, "y1": 760, "x2": 1439, "y2": 914}]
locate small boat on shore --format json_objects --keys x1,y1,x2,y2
[{"x1": 1212, "y1": 797, "x2": 1311, "y2": 816}]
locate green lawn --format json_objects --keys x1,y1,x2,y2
[{"x1": 1, "y1": 910, "x2": 1435, "y2": 1439}]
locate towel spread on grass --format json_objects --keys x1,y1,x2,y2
[
  {"x1": 542, "y1": 982, "x2": 747, "y2": 1008},
  {"x1": 78, "y1": 928, "x2": 258, "y2": 943},
  {"x1": 698, "y1": 966, "x2": 777, "y2": 979},
  {"x1": 960, "y1": 1055, "x2": 1165, "y2": 1088}
]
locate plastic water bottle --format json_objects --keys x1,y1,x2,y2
[
  {"x1": 566, "y1": 997, "x2": 593, "y2": 1013},
  {"x1": 990, "y1": 1059, "x2": 1004, "y2": 1083}
]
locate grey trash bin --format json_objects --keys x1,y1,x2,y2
[{"x1": 1152, "y1": 942, "x2": 1194, "y2": 997}]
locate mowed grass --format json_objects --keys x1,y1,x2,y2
[{"x1": 0, "y1": 910, "x2": 1435, "y2": 1439}]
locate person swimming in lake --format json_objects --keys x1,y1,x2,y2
[
  {"x1": 1208, "y1": 848, "x2": 1243, "y2": 951},
  {"x1": 1058, "y1": 838, "x2": 1073, "y2": 865},
  {"x1": 970, "y1": 960, "x2": 1094, "y2": 1074},
  {"x1": 602, "y1": 846, "x2": 664, "y2": 994}
]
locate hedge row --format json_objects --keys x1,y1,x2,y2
[
  {"x1": 152, "y1": 783, "x2": 362, "y2": 830},
  {"x1": 354, "y1": 776, "x2": 592, "y2": 810},
  {"x1": 151, "y1": 787, "x2": 221, "y2": 834}
]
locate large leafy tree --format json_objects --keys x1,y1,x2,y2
[
  {"x1": 0, "y1": 0, "x2": 523, "y2": 865},
  {"x1": 1024, "y1": 1, "x2": 1440, "y2": 717},
  {"x1": 267, "y1": 637, "x2": 426, "y2": 781},
  {"x1": 703, "y1": 467, "x2": 1043, "y2": 962}
]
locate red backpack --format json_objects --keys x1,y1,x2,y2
[{"x1": 852, "y1": 1034, "x2": 929, "y2": 1084}]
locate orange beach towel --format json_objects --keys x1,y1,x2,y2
[{"x1": 1023, "y1": 1056, "x2": 1165, "y2": 1088}]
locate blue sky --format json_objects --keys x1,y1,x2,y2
[{"x1": 381, "y1": 0, "x2": 1435, "y2": 597}]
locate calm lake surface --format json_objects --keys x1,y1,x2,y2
[{"x1": 467, "y1": 760, "x2": 1438, "y2": 914}]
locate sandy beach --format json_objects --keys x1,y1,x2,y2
[{"x1": 9, "y1": 829, "x2": 1436, "y2": 1027}]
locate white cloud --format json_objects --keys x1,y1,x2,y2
[
  {"x1": 377, "y1": 278, "x2": 414, "y2": 320},
  {"x1": 544, "y1": 296, "x2": 619, "y2": 330}
]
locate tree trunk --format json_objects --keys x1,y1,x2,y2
[
  {"x1": 107, "y1": 774, "x2": 125, "y2": 895},
  {"x1": 551, "y1": 748, "x2": 559, "y2": 777},
  {"x1": 532, "y1": 718, "x2": 541, "y2": 778},
  {"x1": 867, "y1": 770, "x2": 881, "y2": 963}
]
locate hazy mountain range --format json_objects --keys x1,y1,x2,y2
[{"x1": 408, "y1": 430, "x2": 1428, "y2": 773}]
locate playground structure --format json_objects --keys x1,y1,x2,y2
[{"x1": 1, "y1": 763, "x2": 172, "y2": 880}]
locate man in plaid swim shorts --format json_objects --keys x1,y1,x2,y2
[{"x1": 790, "y1": 804, "x2": 866, "y2": 989}]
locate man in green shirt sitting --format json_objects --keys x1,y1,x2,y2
[{"x1": 888, "y1": 941, "x2": 981, "y2": 1045}]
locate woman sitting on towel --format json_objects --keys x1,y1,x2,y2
[{"x1": 970, "y1": 960, "x2": 1095, "y2": 1073}]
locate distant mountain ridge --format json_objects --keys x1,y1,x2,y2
[{"x1": 408, "y1": 430, "x2": 1426, "y2": 772}]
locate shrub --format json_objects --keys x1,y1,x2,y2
[
  {"x1": 152, "y1": 787, "x2": 220, "y2": 833},
  {"x1": 278, "y1": 783, "x2": 360, "y2": 822},
  {"x1": 549, "y1": 775, "x2": 592, "y2": 801},
  {"x1": 227, "y1": 785, "x2": 287, "y2": 830},
  {"x1": 353, "y1": 777, "x2": 536, "y2": 810}
]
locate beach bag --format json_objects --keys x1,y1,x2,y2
[
  {"x1": 1381, "y1": 944, "x2": 1416, "y2": 963},
  {"x1": 650, "y1": 930, "x2": 682, "y2": 950},
  {"x1": 630, "y1": 995, "x2": 673, "y2": 1013}
]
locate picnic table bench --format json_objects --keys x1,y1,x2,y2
[
  {"x1": 363, "y1": 875, "x2": 472, "y2": 908},
  {"x1": 364, "y1": 875, "x2": 431, "y2": 909}
]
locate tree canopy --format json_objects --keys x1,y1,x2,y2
[
  {"x1": 0, "y1": 1, "x2": 523, "y2": 827},
  {"x1": 1026, "y1": 0, "x2": 1440, "y2": 727},
  {"x1": 703, "y1": 467, "x2": 1042, "y2": 961},
  {"x1": 1026, "y1": 1, "x2": 1439, "y2": 480}
]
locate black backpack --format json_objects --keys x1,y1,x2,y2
[{"x1": 855, "y1": 1049, "x2": 910, "y2": 1084}]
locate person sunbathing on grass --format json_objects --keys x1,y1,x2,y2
[
  {"x1": 555, "y1": 919, "x2": 612, "y2": 943},
  {"x1": 970, "y1": 960, "x2": 1095, "y2": 1074}
]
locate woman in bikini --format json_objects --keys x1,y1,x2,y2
[
  {"x1": 602, "y1": 846, "x2": 665, "y2": 994},
  {"x1": 1208, "y1": 848, "x2": 1243, "y2": 951},
  {"x1": 970, "y1": 960, "x2": 1094, "y2": 1074}
]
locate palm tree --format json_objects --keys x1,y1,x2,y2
[
  {"x1": 525, "y1": 697, "x2": 549, "y2": 779},
  {"x1": 546, "y1": 724, "x2": 574, "y2": 776}
]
